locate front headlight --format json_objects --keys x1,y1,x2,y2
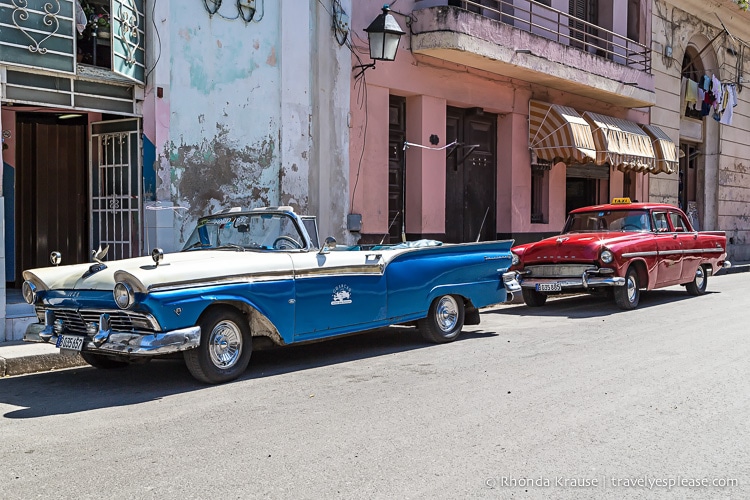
[
  {"x1": 113, "y1": 282, "x2": 135, "y2": 310},
  {"x1": 22, "y1": 281, "x2": 37, "y2": 304},
  {"x1": 511, "y1": 252, "x2": 520, "y2": 266},
  {"x1": 600, "y1": 249, "x2": 614, "y2": 264}
]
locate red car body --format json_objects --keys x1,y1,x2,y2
[{"x1": 502, "y1": 201, "x2": 731, "y2": 309}]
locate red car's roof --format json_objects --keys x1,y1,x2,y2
[{"x1": 569, "y1": 202, "x2": 678, "y2": 214}]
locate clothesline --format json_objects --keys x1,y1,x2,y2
[{"x1": 682, "y1": 74, "x2": 738, "y2": 125}]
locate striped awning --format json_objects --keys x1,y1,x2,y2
[
  {"x1": 581, "y1": 112, "x2": 656, "y2": 173},
  {"x1": 640, "y1": 124, "x2": 678, "y2": 175},
  {"x1": 529, "y1": 100, "x2": 596, "y2": 165}
]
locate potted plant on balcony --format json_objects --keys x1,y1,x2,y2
[{"x1": 94, "y1": 13, "x2": 110, "y2": 39}]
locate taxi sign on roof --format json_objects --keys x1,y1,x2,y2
[{"x1": 611, "y1": 197, "x2": 632, "y2": 204}]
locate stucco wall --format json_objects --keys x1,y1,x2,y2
[
  {"x1": 650, "y1": 0, "x2": 750, "y2": 260},
  {"x1": 351, "y1": 1, "x2": 650, "y2": 239},
  {"x1": 144, "y1": 1, "x2": 351, "y2": 250}
]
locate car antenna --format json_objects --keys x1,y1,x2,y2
[
  {"x1": 380, "y1": 211, "x2": 401, "y2": 245},
  {"x1": 476, "y1": 207, "x2": 490, "y2": 242}
]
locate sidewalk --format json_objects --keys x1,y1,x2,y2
[{"x1": 2, "y1": 262, "x2": 748, "y2": 378}]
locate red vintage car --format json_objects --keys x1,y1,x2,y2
[{"x1": 502, "y1": 199, "x2": 731, "y2": 310}]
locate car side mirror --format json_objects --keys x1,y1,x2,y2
[{"x1": 318, "y1": 236, "x2": 336, "y2": 254}]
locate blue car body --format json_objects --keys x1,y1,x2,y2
[{"x1": 22, "y1": 207, "x2": 515, "y2": 383}]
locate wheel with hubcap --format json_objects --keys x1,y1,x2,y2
[
  {"x1": 80, "y1": 352, "x2": 130, "y2": 369},
  {"x1": 614, "y1": 266, "x2": 640, "y2": 310},
  {"x1": 184, "y1": 307, "x2": 252, "y2": 384},
  {"x1": 522, "y1": 288, "x2": 548, "y2": 307},
  {"x1": 685, "y1": 264, "x2": 709, "y2": 296},
  {"x1": 418, "y1": 295, "x2": 465, "y2": 343}
]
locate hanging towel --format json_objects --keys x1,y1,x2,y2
[
  {"x1": 685, "y1": 79, "x2": 699, "y2": 104},
  {"x1": 711, "y1": 74, "x2": 723, "y2": 110},
  {"x1": 720, "y1": 85, "x2": 738, "y2": 125}
]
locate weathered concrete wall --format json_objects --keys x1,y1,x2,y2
[
  {"x1": 650, "y1": 0, "x2": 750, "y2": 261},
  {"x1": 144, "y1": 1, "x2": 351, "y2": 250}
]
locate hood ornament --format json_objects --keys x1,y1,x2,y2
[
  {"x1": 556, "y1": 237, "x2": 569, "y2": 245},
  {"x1": 92, "y1": 244, "x2": 109, "y2": 264}
]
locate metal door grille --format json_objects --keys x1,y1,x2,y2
[{"x1": 90, "y1": 118, "x2": 142, "y2": 260}]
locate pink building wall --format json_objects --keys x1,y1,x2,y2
[{"x1": 350, "y1": 2, "x2": 651, "y2": 242}]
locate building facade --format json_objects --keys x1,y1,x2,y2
[
  {"x1": 0, "y1": 0, "x2": 352, "y2": 340},
  {"x1": 649, "y1": 0, "x2": 750, "y2": 260},
  {"x1": 348, "y1": 0, "x2": 749, "y2": 261}
]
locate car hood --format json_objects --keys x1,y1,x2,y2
[
  {"x1": 518, "y1": 232, "x2": 651, "y2": 264},
  {"x1": 23, "y1": 251, "x2": 295, "y2": 292}
]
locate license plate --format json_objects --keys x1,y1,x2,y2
[
  {"x1": 536, "y1": 283, "x2": 562, "y2": 292},
  {"x1": 56, "y1": 335, "x2": 85, "y2": 352}
]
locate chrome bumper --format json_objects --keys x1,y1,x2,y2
[
  {"x1": 24, "y1": 322, "x2": 201, "y2": 356},
  {"x1": 503, "y1": 270, "x2": 625, "y2": 292}
]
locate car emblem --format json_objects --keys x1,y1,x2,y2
[{"x1": 556, "y1": 237, "x2": 569, "y2": 245}]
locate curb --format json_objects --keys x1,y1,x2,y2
[
  {"x1": 0, "y1": 342, "x2": 86, "y2": 377},
  {"x1": 0, "y1": 264, "x2": 747, "y2": 378}
]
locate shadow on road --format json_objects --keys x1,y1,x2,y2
[
  {"x1": 488, "y1": 289, "x2": 719, "y2": 319},
  {"x1": 1, "y1": 327, "x2": 495, "y2": 419}
]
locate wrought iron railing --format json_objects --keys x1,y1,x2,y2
[{"x1": 420, "y1": 0, "x2": 651, "y2": 73}]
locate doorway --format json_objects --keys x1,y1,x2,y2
[
  {"x1": 445, "y1": 107, "x2": 497, "y2": 243},
  {"x1": 13, "y1": 113, "x2": 88, "y2": 286}
]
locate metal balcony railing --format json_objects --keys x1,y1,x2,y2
[{"x1": 431, "y1": 0, "x2": 651, "y2": 72}]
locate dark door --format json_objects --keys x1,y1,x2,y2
[
  {"x1": 565, "y1": 177, "x2": 598, "y2": 214},
  {"x1": 388, "y1": 96, "x2": 406, "y2": 243},
  {"x1": 445, "y1": 107, "x2": 496, "y2": 243},
  {"x1": 14, "y1": 114, "x2": 88, "y2": 285}
]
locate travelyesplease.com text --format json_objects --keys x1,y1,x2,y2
[{"x1": 485, "y1": 475, "x2": 738, "y2": 490}]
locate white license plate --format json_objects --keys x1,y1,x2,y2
[
  {"x1": 56, "y1": 335, "x2": 85, "y2": 352},
  {"x1": 536, "y1": 283, "x2": 562, "y2": 292}
]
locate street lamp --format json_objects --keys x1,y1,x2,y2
[
  {"x1": 354, "y1": 5, "x2": 406, "y2": 77},
  {"x1": 365, "y1": 5, "x2": 405, "y2": 61}
]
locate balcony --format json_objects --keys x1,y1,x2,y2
[
  {"x1": 410, "y1": 0, "x2": 655, "y2": 107},
  {"x1": 0, "y1": 0, "x2": 144, "y2": 83}
]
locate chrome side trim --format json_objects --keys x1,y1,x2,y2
[
  {"x1": 621, "y1": 251, "x2": 657, "y2": 258},
  {"x1": 148, "y1": 266, "x2": 386, "y2": 292}
]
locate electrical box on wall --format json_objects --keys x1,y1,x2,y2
[{"x1": 347, "y1": 214, "x2": 362, "y2": 232}]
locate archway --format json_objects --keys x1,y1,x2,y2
[{"x1": 679, "y1": 35, "x2": 720, "y2": 231}]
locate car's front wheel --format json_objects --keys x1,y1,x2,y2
[
  {"x1": 418, "y1": 295, "x2": 465, "y2": 343},
  {"x1": 522, "y1": 288, "x2": 547, "y2": 307},
  {"x1": 614, "y1": 266, "x2": 640, "y2": 310},
  {"x1": 184, "y1": 307, "x2": 252, "y2": 384},
  {"x1": 685, "y1": 264, "x2": 709, "y2": 296}
]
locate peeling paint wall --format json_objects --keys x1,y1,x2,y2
[{"x1": 143, "y1": 1, "x2": 352, "y2": 250}]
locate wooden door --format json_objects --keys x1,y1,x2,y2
[
  {"x1": 15, "y1": 113, "x2": 88, "y2": 284},
  {"x1": 387, "y1": 96, "x2": 406, "y2": 243},
  {"x1": 445, "y1": 108, "x2": 497, "y2": 243}
]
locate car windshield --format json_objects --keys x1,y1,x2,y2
[
  {"x1": 182, "y1": 212, "x2": 306, "y2": 251},
  {"x1": 563, "y1": 209, "x2": 652, "y2": 233}
]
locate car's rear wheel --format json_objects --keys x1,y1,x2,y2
[
  {"x1": 80, "y1": 352, "x2": 130, "y2": 369},
  {"x1": 614, "y1": 266, "x2": 640, "y2": 310},
  {"x1": 522, "y1": 288, "x2": 547, "y2": 307},
  {"x1": 184, "y1": 307, "x2": 252, "y2": 384},
  {"x1": 418, "y1": 295, "x2": 465, "y2": 343},
  {"x1": 685, "y1": 264, "x2": 709, "y2": 296}
]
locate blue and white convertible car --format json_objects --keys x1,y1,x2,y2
[{"x1": 22, "y1": 207, "x2": 517, "y2": 383}]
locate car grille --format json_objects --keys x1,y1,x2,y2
[
  {"x1": 38, "y1": 307, "x2": 159, "y2": 335},
  {"x1": 525, "y1": 264, "x2": 597, "y2": 277}
]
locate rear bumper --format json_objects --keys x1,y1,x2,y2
[{"x1": 24, "y1": 322, "x2": 201, "y2": 356}]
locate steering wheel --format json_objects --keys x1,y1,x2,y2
[
  {"x1": 622, "y1": 224, "x2": 640, "y2": 231},
  {"x1": 273, "y1": 235, "x2": 302, "y2": 250}
]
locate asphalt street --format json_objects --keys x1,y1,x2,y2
[{"x1": 1, "y1": 272, "x2": 748, "y2": 499}]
